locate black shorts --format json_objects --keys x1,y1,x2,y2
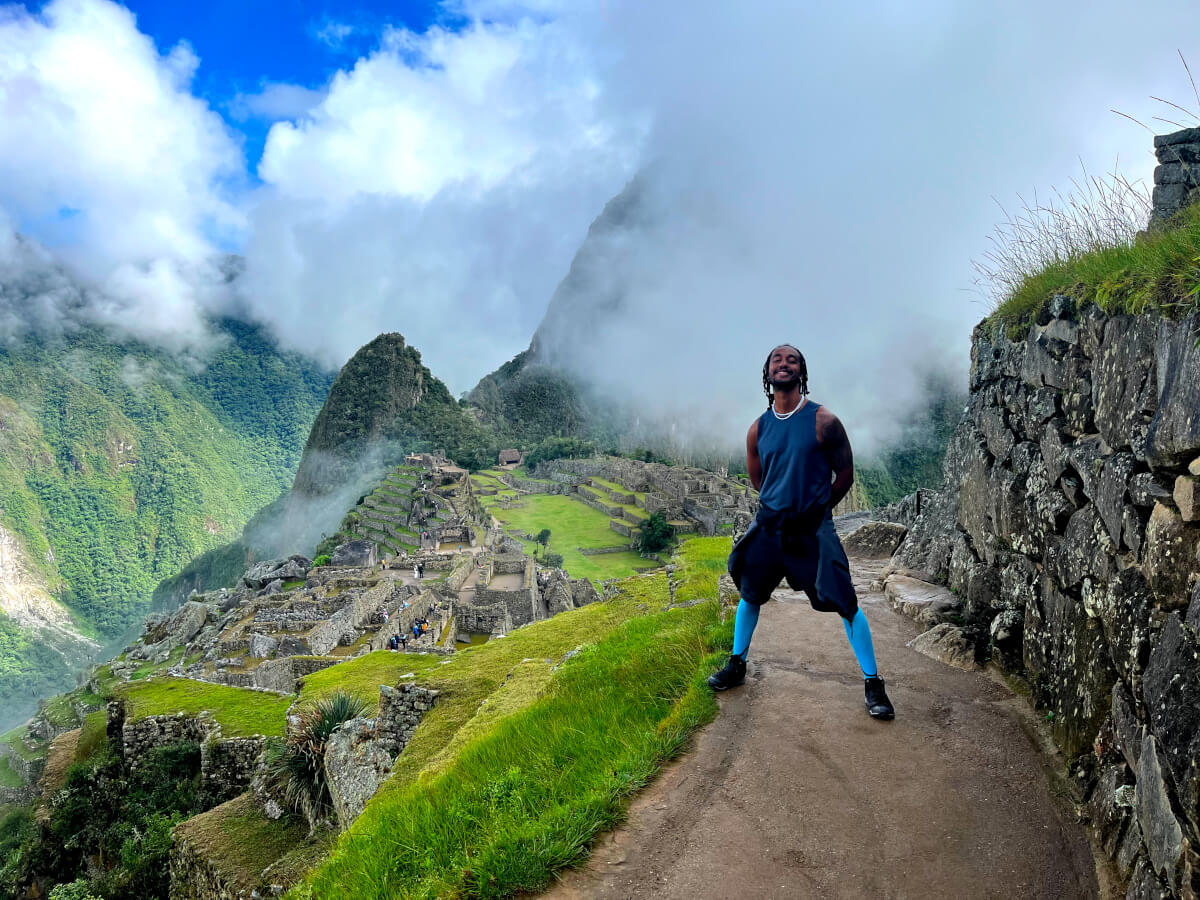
[{"x1": 727, "y1": 514, "x2": 858, "y2": 619}]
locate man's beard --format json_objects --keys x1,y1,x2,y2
[{"x1": 770, "y1": 373, "x2": 801, "y2": 391}]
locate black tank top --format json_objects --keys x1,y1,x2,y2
[{"x1": 756, "y1": 399, "x2": 831, "y2": 520}]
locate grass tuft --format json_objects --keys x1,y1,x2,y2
[
  {"x1": 981, "y1": 176, "x2": 1200, "y2": 336},
  {"x1": 116, "y1": 677, "x2": 291, "y2": 738}
]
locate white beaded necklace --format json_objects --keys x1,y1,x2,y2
[{"x1": 771, "y1": 396, "x2": 806, "y2": 421}]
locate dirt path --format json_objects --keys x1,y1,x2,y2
[{"x1": 545, "y1": 557, "x2": 1101, "y2": 900}]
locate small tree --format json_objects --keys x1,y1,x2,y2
[
  {"x1": 535, "y1": 529, "x2": 551, "y2": 555},
  {"x1": 634, "y1": 512, "x2": 674, "y2": 554},
  {"x1": 543, "y1": 552, "x2": 564, "y2": 568}
]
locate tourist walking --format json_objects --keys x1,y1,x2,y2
[{"x1": 710, "y1": 344, "x2": 894, "y2": 719}]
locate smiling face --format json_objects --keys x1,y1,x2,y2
[{"x1": 768, "y1": 344, "x2": 803, "y2": 390}]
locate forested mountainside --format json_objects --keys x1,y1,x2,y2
[{"x1": 0, "y1": 318, "x2": 332, "y2": 718}]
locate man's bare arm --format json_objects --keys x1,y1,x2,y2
[
  {"x1": 746, "y1": 420, "x2": 762, "y2": 492},
  {"x1": 816, "y1": 407, "x2": 853, "y2": 508}
]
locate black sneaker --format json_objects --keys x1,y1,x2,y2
[
  {"x1": 708, "y1": 654, "x2": 747, "y2": 691},
  {"x1": 865, "y1": 676, "x2": 895, "y2": 720}
]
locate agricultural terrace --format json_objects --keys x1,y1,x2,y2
[{"x1": 481, "y1": 491, "x2": 650, "y2": 581}]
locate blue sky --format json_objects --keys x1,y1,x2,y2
[
  {"x1": 3, "y1": 0, "x2": 1200, "y2": 448},
  {"x1": 117, "y1": 0, "x2": 458, "y2": 170}
]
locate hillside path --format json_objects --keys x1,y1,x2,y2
[{"x1": 544, "y1": 555, "x2": 1101, "y2": 900}]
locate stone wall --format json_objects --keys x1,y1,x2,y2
[
  {"x1": 457, "y1": 600, "x2": 513, "y2": 635},
  {"x1": 122, "y1": 713, "x2": 216, "y2": 771},
  {"x1": 200, "y1": 737, "x2": 265, "y2": 805},
  {"x1": 376, "y1": 683, "x2": 440, "y2": 755},
  {"x1": 891, "y1": 299, "x2": 1200, "y2": 897},
  {"x1": 1151, "y1": 127, "x2": 1200, "y2": 227}
]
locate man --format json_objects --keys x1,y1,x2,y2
[{"x1": 709, "y1": 344, "x2": 895, "y2": 720}]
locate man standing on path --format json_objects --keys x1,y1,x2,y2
[{"x1": 708, "y1": 344, "x2": 895, "y2": 720}]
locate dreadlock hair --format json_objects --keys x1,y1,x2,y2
[{"x1": 762, "y1": 344, "x2": 808, "y2": 408}]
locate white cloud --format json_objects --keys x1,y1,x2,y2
[
  {"x1": 239, "y1": 15, "x2": 643, "y2": 382},
  {"x1": 228, "y1": 83, "x2": 328, "y2": 122},
  {"x1": 0, "y1": 0, "x2": 244, "y2": 352}
]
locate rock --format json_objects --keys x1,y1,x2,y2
[
  {"x1": 242, "y1": 559, "x2": 285, "y2": 590},
  {"x1": 1062, "y1": 379, "x2": 1096, "y2": 436},
  {"x1": 1090, "y1": 764, "x2": 1134, "y2": 859},
  {"x1": 260, "y1": 579, "x2": 283, "y2": 596},
  {"x1": 1142, "y1": 613, "x2": 1200, "y2": 840},
  {"x1": 1123, "y1": 505, "x2": 1145, "y2": 557},
  {"x1": 1093, "y1": 315, "x2": 1158, "y2": 452},
  {"x1": 989, "y1": 608, "x2": 1024, "y2": 668},
  {"x1": 979, "y1": 408, "x2": 1015, "y2": 463},
  {"x1": 1041, "y1": 421, "x2": 1071, "y2": 482},
  {"x1": 842, "y1": 521, "x2": 907, "y2": 559},
  {"x1": 1096, "y1": 453, "x2": 1137, "y2": 546},
  {"x1": 1046, "y1": 506, "x2": 1114, "y2": 591},
  {"x1": 272, "y1": 559, "x2": 308, "y2": 582},
  {"x1": 1080, "y1": 569, "x2": 1152, "y2": 695},
  {"x1": 1190, "y1": 456, "x2": 1200, "y2": 477},
  {"x1": 1126, "y1": 856, "x2": 1171, "y2": 900},
  {"x1": 332, "y1": 540, "x2": 377, "y2": 568},
  {"x1": 324, "y1": 717, "x2": 394, "y2": 831},
  {"x1": 1188, "y1": 582, "x2": 1200, "y2": 633},
  {"x1": 1060, "y1": 475, "x2": 1085, "y2": 508},
  {"x1": 906, "y1": 623, "x2": 978, "y2": 671},
  {"x1": 168, "y1": 601, "x2": 208, "y2": 646},
  {"x1": 249, "y1": 633, "x2": 280, "y2": 659},
  {"x1": 1136, "y1": 733, "x2": 1185, "y2": 883},
  {"x1": 1147, "y1": 313, "x2": 1200, "y2": 468},
  {"x1": 1130, "y1": 472, "x2": 1174, "y2": 508},
  {"x1": 1067, "y1": 435, "x2": 1106, "y2": 502},
  {"x1": 883, "y1": 575, "x2": 962, "y2": 626},
  {"x1": 1142, "y1": 502, "x2": 1200, "y2": 607},
  {"x1": 1174, "y1": 475, "x2": 1200, "y2": 522},
  {"x1": 1023, "y1": 579, "x2": 1117, "y2": 758},
  {"x1": 1112, "y1": 682, "x2": 1143, "y2": 774}
]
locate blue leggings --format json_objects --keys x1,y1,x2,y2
[{"x1": 731, "y1": 599, "x2": 878, "y2": 678}]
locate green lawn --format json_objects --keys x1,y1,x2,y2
[
  {"x1": 116, "y1": 677, "x2": 292, "y2": 738},
  {"x1": 673, "y1": 537, "x2": 732, "y2": 604},
  {"x1": 589, "y1": 477, "x2": 646, "y2": 504},
  {"x1": 1, "y1": 726, "x2": 40, "y2": 762},
  {"x1": 486, "y1": 493, "x2": 652, "y2": 581}
]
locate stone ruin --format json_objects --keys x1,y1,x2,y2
[{"x1": 521, "y1": 455, "x2": 758, "y2": 538}]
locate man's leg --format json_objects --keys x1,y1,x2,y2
[
  {"x1": 812, "y1": 523, "x2": 895, "y2": 720},
  {"x1": 732, "y1": 599, "x2": 760, "y2": 659}
]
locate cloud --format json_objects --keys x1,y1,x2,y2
[
  {"x1": 238, "y1": 16, "x2": 643, "y2": 379},
  {"x1": 0, "y1": 0, "x2": 244, "y2": 353},
  {"x1": 228, "y1": 83, "x2": 328, "y2": 122},
  {"x1": 313, "y1": 19, "x2": 355, "y2": 50}
]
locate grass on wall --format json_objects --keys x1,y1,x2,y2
[{"x1": 116, "y1": 677, "x2": 292, "y2": 738}]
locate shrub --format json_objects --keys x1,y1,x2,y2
[
  {"x1": 312, "y1": 554, "x2": 331, "y2": 567},
  {"x1": 261, "y1": 691, "x2": 368, "y2": 833},
  {"x1": 543, "y1": 552, "x2": 565, "y2": 568},
  {"x1": 634, "y1": 512, "x2": 674, "y2": 554}
]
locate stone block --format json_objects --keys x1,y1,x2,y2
[
  {"x1": 1047, "y1": 505, "x2": 1114, "y2": 591},
  {"x1": 842, "y1": 521, "x2": 907, "y2": 559},
  {"x1": 883, "y1": 575, "x2": 961, "y2": 626},
  {"x1": 1041, "y1": 421, "x2": 1071, "y2": 483},
  {"x1": 1023, "y1": 579, "x2": 1117, "y2": 758},
  {"x1": 1142, "y1": 502, "x2": 1200, "y2": 607},
  {"x1": 906, "y1": 623, "x2": 978, "y2": 671},
  {"x1": 1081, "y1": 569, "x2": 1152, "y2": 696},
  {"x1": 1130, "y1": 472, "x2": 1174, "y2": 508},
  {"x1": 324, "y1": 718, "x2": 392, "y2": 831},
  {"x1": 1147, "y1": 313, "x2": 1200, "y2": 468},
  {"x1": 1093, "y1": 316, "x2": 1158, "y2": 452},
  {"x1": 1189, "y1": 457, "x2": 1200, "y2": 477},
  {"x1": 1097, "y1": 453, "x2": 1138, "y2": 546},
  {"x1": 1112, "y1": 681, "x2": 1143, "y2": 775},
  {"x1": 1143, "y1": 613, "x2": 1200, "y2": 840},
  {"x1": 1136, "y1": 733, "x2": 1185, "y2": 883},
  {"x1": 1174, "y1": 475, "x2": 1200, "y2": 522},
  {"x1": 248, "y1": 632, "x2": 279, "y2": 658}
]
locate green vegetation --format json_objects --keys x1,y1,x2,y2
[
  {"x1": 989, "y1": 187, "x2": 1200, "y2": 336},
  {"x1": 116, "y1": 677, "x2": 291, "y2": 738},
  {"x1": 0, "y1": 611, "x2": 74, "y2": 710},
  {"x1": 0, "y1": 319, "x2": 331, "y2": 712},
  {"x1": 296, "y1": 567, "x2": 727, "y2": 898},
  {"x1": 1, "y1": 741, "x2": 208, "y2": 899},
  {"x1": 673, "y1": 537, "x2": 732, "y2": 605},
  {"x1": 0, "y1": 755, "x2": 20, "y2": 788},
  {"x1": 175, "y1": 793, "x2": 329, "y2": 896},
  {"x1": 482, "y1": 493, "x2": 649, "y2": 581},
  {"x1": 262, "y1": 692, "x2": 369, "y2": 832},
  {"x1": 634, "y1": 511, "x2": 675, "y2": 554}
]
